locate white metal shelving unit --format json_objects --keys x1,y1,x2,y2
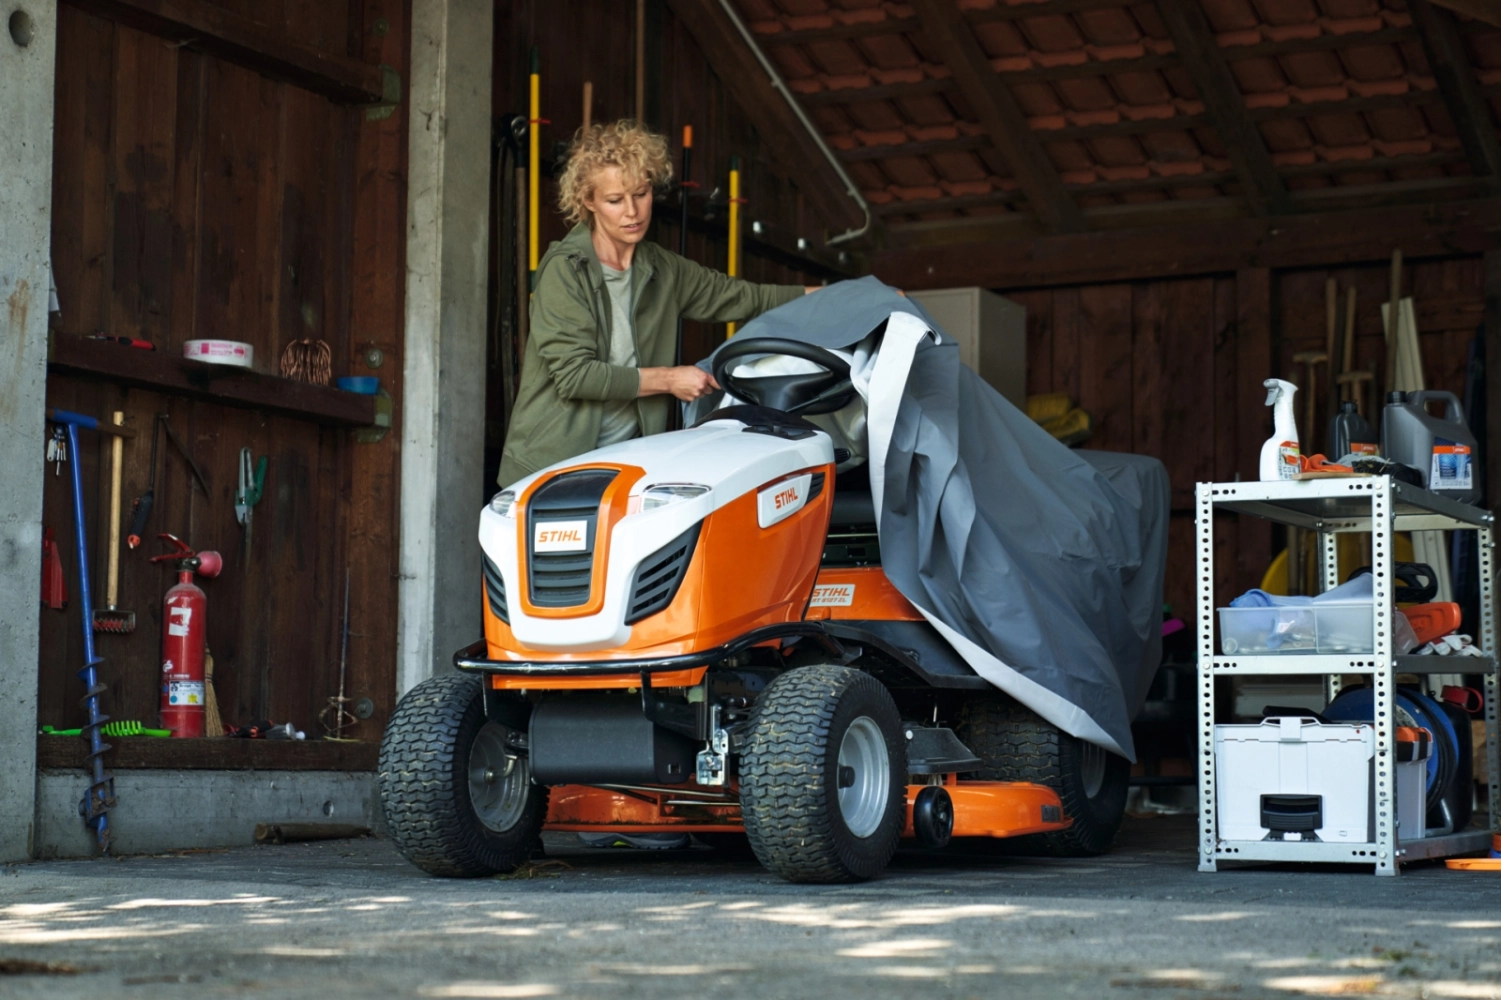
[{"x1": 1195, "y1": 475, "x2": 1500, "y2": 875}]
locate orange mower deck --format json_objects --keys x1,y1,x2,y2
[{"x1": 543, "y1": 779, "x2": 1070, "y2": 840}]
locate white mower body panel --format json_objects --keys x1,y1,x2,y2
[{"x1": 480, "y1": 419, "x2": 834, "y2": 652}]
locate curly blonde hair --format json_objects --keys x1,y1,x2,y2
[{"x1": 558, "y1": 120, "x2": 673, "y2": 227}]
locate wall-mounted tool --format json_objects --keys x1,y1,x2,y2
[
  {"x1": 93, "y1": 411, "x2": 136, "y2": 634},
  {"x1": 161, "y1": 415, "x2": 210, "y2": 497},
  {"x1": 726, "y1": 155, "x2": 743, "y2": 339},
  {"x1": 42, "y1": 526, "x2": 66, "y2": 609},
  {"x1": 235, "y1": 448, "x2": 267, "y2": 564},
  {"x1": 127, "y1": 414, "x2": 210, "y2": 549},
  {"x1": 528, "y1": 46, "x2": 541, "y2": 281},
  {"x1": 149, "y1": 534, "x2": 223, "y2": 738},
  {"x1": 45, "y1": 408, "x2": 133, "y2": 852},
  {"x1": 126, "y1": 414, "x2": 161, "y2": 549}
]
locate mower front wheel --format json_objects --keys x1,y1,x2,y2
[
  {"x1": 739, "y1": 665, "x2": 907, "y2": 883},
  {"x1": 379, "y1": 674, "x2": 547, "y2": 877}
]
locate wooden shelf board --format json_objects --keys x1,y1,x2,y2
[
  {"x1": 37, "y1": 734, "x2": 379, "y2": 771},
  {"x1": 49, "y1": 336, "x2": 378, "y2": 427}
]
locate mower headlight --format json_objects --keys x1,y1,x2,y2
[
  {"x1": 489, "y1": 490, "x2": 517, "y2": 518},
  {"x1": 641, "y1": 484, "x2": 710, "y2": 511}
]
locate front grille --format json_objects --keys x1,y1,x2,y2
[
  {"x1": 527, "y1": 469, "x2": 618, "y2": 609},
  {"x1": 531, "y1": 543, "x2": 595, "y2": 607},
  {"x1": 626, "y1": 523, "x2": 702, "y2": 624},
  {"x1": 807, "y1": 471, "x2": 826, "y2": 502},
  {"x1": 482, "y1": 554, "x2": 509, "y2": 624}
]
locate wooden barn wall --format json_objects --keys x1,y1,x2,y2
[
  {"x1": 1008, "y1": 256, "x2": 1486, "y2": 618},
  {"x1": 494, "y1": 0, "x2": 830, "y2": 372},
  {"x1": 41, "y1": 0, "x2": 410, "y2": 741}
]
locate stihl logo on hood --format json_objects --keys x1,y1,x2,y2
[
  {"x1": 534, "y1": 519, "x2": 588, "y2": 553},
  {"x1": 757, "y1": 473, "x2": 813, "y2": 528}
]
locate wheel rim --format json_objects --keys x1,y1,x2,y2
[
  {"x1": 837, "y1": 716, "x2": 890, "y2": 839},
  {"x1": 468, "y1": 722, "x2": 530, "y2": 832},
  {"x1": 1079, "y1": 740, "x2": 1107, "y2": 800}
]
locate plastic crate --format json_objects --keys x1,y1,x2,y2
[
  {"x1": 1218, "y1": 602, "x2": 1374, "y2": 655},
  {"x1": 1215, "y1": 717, "x2": 1374, "y2": 842}
]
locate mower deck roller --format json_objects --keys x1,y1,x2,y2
[{"x1": 379, "y1": 337, "x2": 1131, "y2": 884}]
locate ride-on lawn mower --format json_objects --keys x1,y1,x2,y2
[{"x1": 379, "y1": 335, "x2": 1132, "y2": 884}]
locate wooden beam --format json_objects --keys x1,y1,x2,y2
[
  {"x1": 1410, "y1": 0, "x2": 1501, "y2": 180},
  {"x1": 1428, "y1": 0, "x2": 1501, "y2": 27},
  {"x1": 840, "y1": 134, "x2": 990, "y2": 163},
  {"x1": 1154, "y1": 0, "x2": 1289, "y2": 215},
  {"x1": 759, "y1": 16, "x2": 919, "y2": 46},
  {"x1": 62, "y1": 0, "x2": 388, "y2": 104},
  {"x1": 663, "y1": 0, "x2": 865, "y2": 234},
  {"x1": 871, "y1": 154, "x2": 1465, "y2": 219},
  {"x1": 911, "y1": 0, "x2": 1086, "y2": 233},
  {"x1": 760, "y1": 0, "x2": 1132, "y2": 45},
  {"x1": 801, "y1": 78, "x2": 952, "y2": 108},
  {"x1": 873, "y1": 198, "x2": 1501, "y2": 290},
  {"x1": 969, "y1": 0, "x2": 1132, "y2": 22}
]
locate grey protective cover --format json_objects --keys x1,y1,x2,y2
[{"x1": 697, "y1": 277, "x2": 1168, "y2": 759}]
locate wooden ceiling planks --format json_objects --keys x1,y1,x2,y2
[
  {"x1": 1409, "y1": 0, "x2": 1501, "y2": 182},
  {"x1": 911, "y1": 0, "x2": 1087, "y2": 233},
  {"x1": 1152, "y1": 0, "x2": 1289, "y2": 216}
]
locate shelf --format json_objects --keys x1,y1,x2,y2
[
  {"x1": 1211, "y1": 829, "x2": 1492, "y2": 866},
  {"x1": 1202, "y1": 478, "x2": 1493, "y2": 532},
  {"x1": 1211, "y1": 654, "x2": 1495, "y2": 675},
  {"x1": 48, "y1": 336, "x2": 378, "y2": 428},
  {"x1": 36, "y1": 734, "x2": 379, "y2": 771},
  {"x1": 1196, "y1": 476, "x2": 1499, "y2": 875}
]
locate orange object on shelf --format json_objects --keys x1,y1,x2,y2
[{"x1": 1401, "y1": 602, "x2": 1462, "y2": 645}]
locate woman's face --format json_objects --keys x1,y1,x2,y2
[{"x1": 584, "y1": 166, "x2": 653, "y2": 246}]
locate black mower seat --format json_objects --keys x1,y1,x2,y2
[{"x1": 830, "y1": 489, "x2": 876, "y2": 528}]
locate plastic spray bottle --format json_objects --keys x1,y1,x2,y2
[{"x1": 1260, "y1": 378, "x2": 1300, "y2": 481}]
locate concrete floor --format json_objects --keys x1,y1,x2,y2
[{"x1": 2, "y1": 815, "x2": 1499, "y2": 1000}]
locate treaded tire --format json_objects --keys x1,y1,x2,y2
[
  {"x1": 379, "y1": 673, "x2": 547, "y2": 877},
  {"x1": 958, "y1": 694, "x2": 1129, "y2": 857},
  {"x1": 739, "y1": 665, "x2": 907, "y2": 883}
]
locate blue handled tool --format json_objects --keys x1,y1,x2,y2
[{"x1": 46, "y1": 409, "x2": 119, "y2": 853}]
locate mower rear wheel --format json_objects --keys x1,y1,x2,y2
[
  {"x1": 379, "y1": 674, "x2": 547, "y2": 877},
  {"x1": 958, "y1": 694, "x2": 1128, "y2": 856},
  {"x1": 739, "y1": 665, "x2": 907, "y2": 883}
]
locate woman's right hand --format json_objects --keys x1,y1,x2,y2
[{"x1": 639, "y1": 365, "x2": 722, "y2": 402}]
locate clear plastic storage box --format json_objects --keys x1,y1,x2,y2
[{"x1": 1218, "y1": 602, "x2": 1374, "y2": 655}]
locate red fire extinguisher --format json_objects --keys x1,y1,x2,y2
[{"x1": 150, "y1": 534, "x2": 223, "y2": 737}]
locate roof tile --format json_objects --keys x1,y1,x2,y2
[{"x1": 730, "y1": 0, "x2": 1482, "y2": 221}]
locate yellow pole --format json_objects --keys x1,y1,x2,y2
[
  {"x1": 726, "y1": 156, "x2": 740, "y2": 339},
  {"x1": 529, "y1": 47, "x2": 541, "y2": 279}
]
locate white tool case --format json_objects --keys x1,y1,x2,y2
[{"x1": 1215, "y1": 717, "x2": 1374, "y2": 843}]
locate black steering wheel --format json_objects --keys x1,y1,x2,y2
[{"x1": 711, "y1": 338, "x2": 856, "y2": 415}]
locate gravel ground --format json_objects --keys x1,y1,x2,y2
[{"x1": 2, "y1": 815, "x2": 1499, "y2": 1000}]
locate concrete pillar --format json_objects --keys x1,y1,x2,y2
[
  {"x1": 0, "y1": 0, "x2": 57, "y2": 862},
  {"x1": 397, "y1": 0, "x2": 494, "y2": 695}
]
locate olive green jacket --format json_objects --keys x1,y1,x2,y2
[{"x1": 498, "y1": 224, "x2": 805, "y2": 485}]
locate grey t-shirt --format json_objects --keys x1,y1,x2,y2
[{"x1": 597, "y1": 264, "x2": 641, "y2": 447}]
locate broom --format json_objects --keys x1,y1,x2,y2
[{"x1": 204, "y1": 647, "x2": 224, "y2": 737}]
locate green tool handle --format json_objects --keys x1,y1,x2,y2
[{"x1": 42, "y1": 723, "x2": 172, "y2": 738}]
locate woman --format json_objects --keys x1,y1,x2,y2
[{"x1": 498, "y1": 120, "x2": 819, "y2": 486}]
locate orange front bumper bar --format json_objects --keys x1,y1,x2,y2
[{"x1": 542, "y1": 780, "x2": 1069, "y2": 839}]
